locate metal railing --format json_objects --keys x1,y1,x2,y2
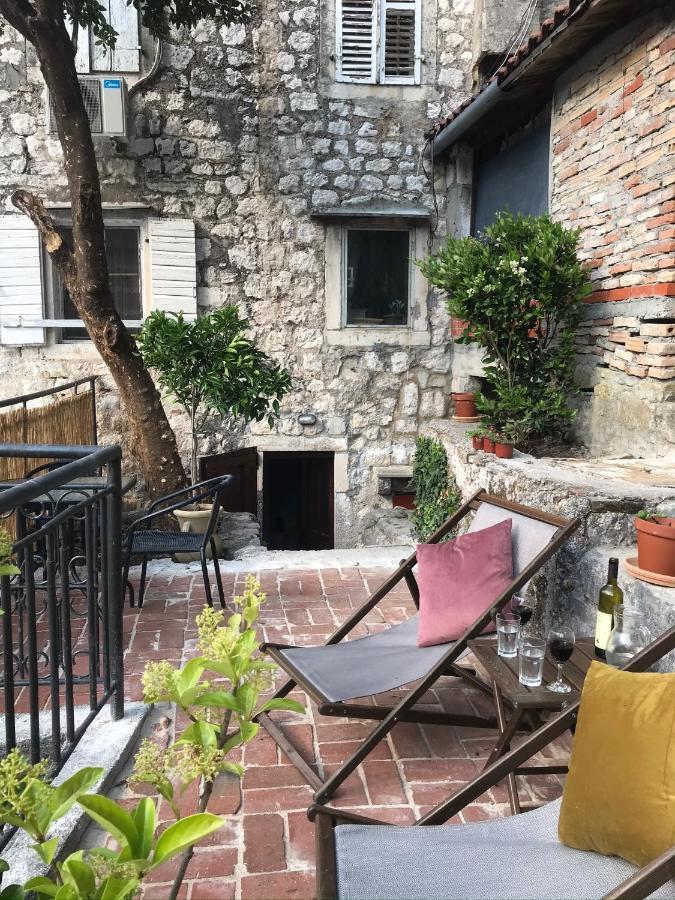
[{"x1": 0, "y1": 444, "x2": 124, "y2": 850}]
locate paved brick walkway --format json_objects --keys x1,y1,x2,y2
[{"x1": 103, "y1": 565, "x2": 570, "y2": 900}]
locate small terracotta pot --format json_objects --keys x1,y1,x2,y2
[
  {"x1": 471, "y1": 435, "x2": 483, "y2": 451},
  {"x1": 450, "y1": 317, "x2": 470, "y2": 340},
  {"x1": 451, "y1": 392, "x2": 477, "y2": 419},
  {"x1": 635, "y1": 516, "x2": 675, "y2": 577},
  {"x1": 483, "y1": 437, "x2": 495, "y2": 453},
  {"x1": 494, "y1": 442, "x2": 513, "y2": 459}
]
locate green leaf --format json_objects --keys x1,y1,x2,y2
[
  {"x1": 176, "y1": 658, "x2": 205, "y2": 697},
  {"x1": 201, "y1": 658, "x2": 236, "y2": 681},
  {"x1": 130, "y1": 798, "x2": 156, "y2": 860},
  {"x1": 257, "y1": 698, "x2": 304, "y2": 715},
  {"x1": 0, "y1": 861, "x2": 8, "y2": 874},
  {"x1": 60, "y1": 858, "x2": 96, "y2": 897},
  {"x1": 77, "y1": 795, "x2": 139, "y2": 855},
  {"x1": 0, "y1": 886, "x2": 25, "y2": 900},
  {"x1": 220, "y1": 761, "x2": 244, "y2": 778},
  {"x1": 235, "y1": 683, "x2": 257, "y2": 718},
  {"x1": 24, "y1": 877, "x2": 58, "y2": 898},
  {"x1": 151, "y1": 814, "x2": 225, "y2": 868},
  {"x1": 50, "y1": 767, "x2": 104, "y2": 825},
  {"x1": 31, "y1": 838, "x2": 59, "y2": 865},
  {"x1": 176, "y1": 721, "x2": 218, "y2": 748},
  {"x1": 99, "y1": 877, "x2": 139, "y2": 900},
  {"x1": 193, "y1": 691, "x2": 240, "y2": 711},
  {"x1": 54, "y1": 887, "x2": 77, "y2": 900}
]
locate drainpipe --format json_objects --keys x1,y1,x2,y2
[{"x1": 427, "y1": 79, "x2": 503, "y2": 158}]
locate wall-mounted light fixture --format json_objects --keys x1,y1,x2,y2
[{"x1": 298, "y1": 413, "x2": 317, "y2": 426}]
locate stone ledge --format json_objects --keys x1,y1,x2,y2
[{"x1": 4, "y1": 701, "x2": 149, "y2": 883}]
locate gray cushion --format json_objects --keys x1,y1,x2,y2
[{"x1": 334, "y1": 800, "x2": 675, "y2": 899}]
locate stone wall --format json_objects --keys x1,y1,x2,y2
[
  {"x1": 550, "y1": 11, "x2": 675, "y2": 456},
  {"x1": 0, "y1": 0, "x2": 512, "y2": 545}
]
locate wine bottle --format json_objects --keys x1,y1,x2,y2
[{"x1": 594, "y1": 557, "x2": 623, "y2": 660}]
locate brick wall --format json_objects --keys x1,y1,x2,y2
[{"x1": 550, "y1": 10, "x2": 674, "y2": 453}]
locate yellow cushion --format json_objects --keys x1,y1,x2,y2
[{"x1": 558, "y1": 661, "x2": 675, "y2": 867}]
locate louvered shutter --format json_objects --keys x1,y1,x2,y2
[
  {"x1": 92, "y1": 0, "x2": 140, "y2": 72},
  {"x1": 148, "y1": 219, "x2": 197, "y2": 318},
  {"x1": 381, "y1": 0, "x2": 421, "y2": 84},
  {"x1": 0, "y1": 216, "x2": 45, "y2": 346},
  {"x1": 336, "y1": 0, "x2": 377, "y2": 83}
]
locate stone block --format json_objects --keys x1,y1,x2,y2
[{"x1": 640, "y1": 322, "x2": 675, "y2": 337}]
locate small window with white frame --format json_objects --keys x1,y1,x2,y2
[
  {"x1": 336, "y1": 0, "x2": 421, "y2": 85},
  {"x1": 343, "y1": 226, "x2": 411, "y2": 325},
  {"x1": 69, "y1": 0, "x2": 140, "y2": 74}
]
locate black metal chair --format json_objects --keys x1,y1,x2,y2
[{"x1": 122, "y1": 475, "x2": 232, "y2": 610}]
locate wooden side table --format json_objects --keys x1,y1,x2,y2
[{"x1": 467, "y1": 635, "x2": 596, "y2": 815}]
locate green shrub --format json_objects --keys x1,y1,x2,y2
[
  {"x1": 409, "y1": 437, "x2": 460, "y2": 542},
  {"x1": 418, "y1": 213, "x2": 592, "y2": 442}
]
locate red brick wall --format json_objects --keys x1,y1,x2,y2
[{"x1": 551, "y1": 12, "x2": 675, "y2": 387}]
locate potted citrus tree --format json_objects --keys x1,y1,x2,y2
[{"x1": 137, "y1": 307, "x2": 291, "y2": 533}]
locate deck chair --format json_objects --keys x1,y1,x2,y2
[
  {"x1": 311, "y1": 624, "x2": 675, "y2": 900},
  {"x1": 259, "y1": 490, "x2": 581, "y2": 803}
]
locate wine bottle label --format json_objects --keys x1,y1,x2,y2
[{"x1": 594, "y1": 610, "x2": 613, "y2": 650}]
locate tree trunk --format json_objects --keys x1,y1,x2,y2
[{"x1": 1, "y1": 1, "x2": 187, "y2": 500}]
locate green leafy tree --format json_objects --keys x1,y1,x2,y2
[
  {"x1": 0, "y1": 578, "x2": 302, "y2": 900},
  {"x1": 137, "y1": 308, "x2": 292, "y2": 489},
  {"x1": 409, "y1": 437, "x2": 460, "y2": 542},
  {"x1": 419, "y1": 213, "x2": 592, "y2": 442},
  {"x1": 0, "y1": 0, "x2": 249, "y2": 501}
]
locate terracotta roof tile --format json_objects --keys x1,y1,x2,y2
[{"x1": 426, "y1": 0, "x2": 588, "y2": 141}]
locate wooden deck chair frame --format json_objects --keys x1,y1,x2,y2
[
  {"x1": 310, "y1": 623, "x2": 675, "y2": 900},
  {"x1": 258, "y1": 489, "x2": 581, "y2": 804}
]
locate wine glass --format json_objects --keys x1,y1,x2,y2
[
  {"x1": 511, "y1": 594, "x2": 533, "y2": 628},
  {"x1": 547, "y1": 626, "x2": 575, "y2": 693}
]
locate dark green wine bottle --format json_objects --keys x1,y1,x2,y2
[{"x1": 594, "y1": 557, "x2": 623, "y2": 660}]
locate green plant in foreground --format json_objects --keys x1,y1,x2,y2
[
  {"x1": 0, "y1": 526, "x2": 19, "y2": 578},
  {"x1": 0, "y1": 577, "x2": 302, "y2": 900},
  {"x1": 409, "y1": 437, "x2": 461, "y2": 542}
]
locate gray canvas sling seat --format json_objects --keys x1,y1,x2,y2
[
  {"x1": 333, "y1": 800, "x2": 675, "y2": 900},
  {"x1": 280, "y1": 503, "x2": 560, "y2": 704},
  {"x1": 259, "y1": 491, "x2": 580, "y2": 804}
]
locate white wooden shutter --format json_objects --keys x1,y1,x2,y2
[
  {"x1": 92, "y1": 0, "x2": 140, "y2": 72},
  {"x1": 0, "y1": 216, "x2": 45, "y2": 346},
  {"x1": 148, "y1": 219, "x2": 197, "y2": 318},
  {"x1": 380, "y1": 0, "x2": 421, "y2": 84},
  {"x1": 66, "y1": 17, "x2": 91, "y2": 73},
  {"x1": 336, "y1": 0, "x2": 377, "y2": 83}
]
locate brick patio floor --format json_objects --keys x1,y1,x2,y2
[{"x1": 98, "y1": 564, "x2": 570, "y2": 900}]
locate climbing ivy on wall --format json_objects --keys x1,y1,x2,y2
[{"x1": 409, "y1": 437, "x2": 461, "y2": 542}]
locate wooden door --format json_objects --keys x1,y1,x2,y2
[{"x1": 199, "y1": 447, "x2": 258, "y2": 515}]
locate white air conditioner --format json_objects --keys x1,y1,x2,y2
[{"x1": 49, "y1": 76, "x2": 127, "y2": 136}]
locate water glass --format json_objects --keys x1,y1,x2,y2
[
  {"x1": 519, "y1": 637, "x2": 546, "y2": 687},
  {"x1": 496, "y1": 612, "x2": 520, "y2": 658}
]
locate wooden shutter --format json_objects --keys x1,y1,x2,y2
[
  {"x1": 0, "y1": 216, "x2": 45, "y2": 346},
  {"x1": 381, "y1": 0, "x2": 421, "y2": 84},
  {"x1": 148, "y1": 219, "x2": 197, "y2": 318},
  {"x1": 66, "y1": 17, "x2": 91, "y2": 73},
  {"x1": 92, "y1": 0, "x2": 140, "y2": 72},
  {"x1": 336, "y1": 0, "x2": 377, "y2": 83}
]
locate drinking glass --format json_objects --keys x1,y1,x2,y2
[
  {"x1": 511, "y1": 594, "x2": 534, "y2": 628},
  {"x1": 496, "y1": 612, "x2": 520, "y2": 658},
  {"x1": 519, "y1": 637, "x2": 546, "y2": 687},
  {"x1": 547, "y1": 626, "x2": 575, "y2": 693}
]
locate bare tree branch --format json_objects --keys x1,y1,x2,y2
[{"x1": 11, "y1": 189, "x2": 77, "y2": 287}]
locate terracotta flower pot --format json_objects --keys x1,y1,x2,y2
[
  {"x1": 451, "y1": 392, "x2": 477, "y2": 419},
  {"x1": 635, "y1": 516, "x2": 675, "y2": 577},
  {"x1": 471, "y1": 435, "x2": 484, "y2": 451},
  {"x1": 494, "y1": 442, "x2": 513, "y2": 459},
  {"x1": 450, "y1": 317, "x2": 470, "y2": 340},
  {"x1": 483, "y1": 437, "x2": 495, "y2": 453}
]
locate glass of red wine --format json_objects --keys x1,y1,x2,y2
[
  {"x1": 547, "y1": 626, "x2": 575, "y2": 693},
  {"x1": 511, "y1": 594, "x2": 533, "y2": 628}
]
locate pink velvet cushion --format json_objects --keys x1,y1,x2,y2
[{"x1": 416, "y1": 519, "x2": 514, "y2": 647}]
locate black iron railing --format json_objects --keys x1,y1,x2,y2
[{"x1": 0, "y1": 445, "x2": 124, "y2": 848}]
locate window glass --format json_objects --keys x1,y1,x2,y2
[
  {"x1": 61, "y1": 226, "x2": 141, "y2": 340},
  {"x1": 345, "y1": 228, "x2": 409, "y2": 325}
]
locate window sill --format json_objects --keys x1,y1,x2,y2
[{"x1": 325, "y1": 327, "x2": 430, "y2": 347}]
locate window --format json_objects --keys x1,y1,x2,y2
[
  {"x1": 70, "y1": 0, "x2": 140, "y2": 74},
  {"x1": 336, "y1": 0, "x2": 421, "y2": 85},
  {"x1": 344, "y1": 228, "x2": 410, "y2": 325},
  {"x1": 59, "y1": 227, "x2": 142, "y2": 341}
]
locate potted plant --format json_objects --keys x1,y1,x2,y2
[
  {"x1": 483, "y1": 430, "x2": 496, "y2": 454},
  {"x1": 634, "y1": 511, "x2": 675, "y2": 577},
  {"x1": 383, "y1": 297, "x2": 406, "y2": 325},
  {"x1": 138, "y1": 307, "x2": 291, "y2": 534},
  {"x1": 494, "y1": 433, "x2": 514, "y2": 459},
  {"x1": 467, "y1": 427, "x2": 484, "y2": 451},
  {"x1": 451, "y1": 391, "x2": 477, "y2": 419}
]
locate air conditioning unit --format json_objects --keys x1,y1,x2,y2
[{"x1": 49, "y1": 76, "x2": 126, "y2": 136}]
